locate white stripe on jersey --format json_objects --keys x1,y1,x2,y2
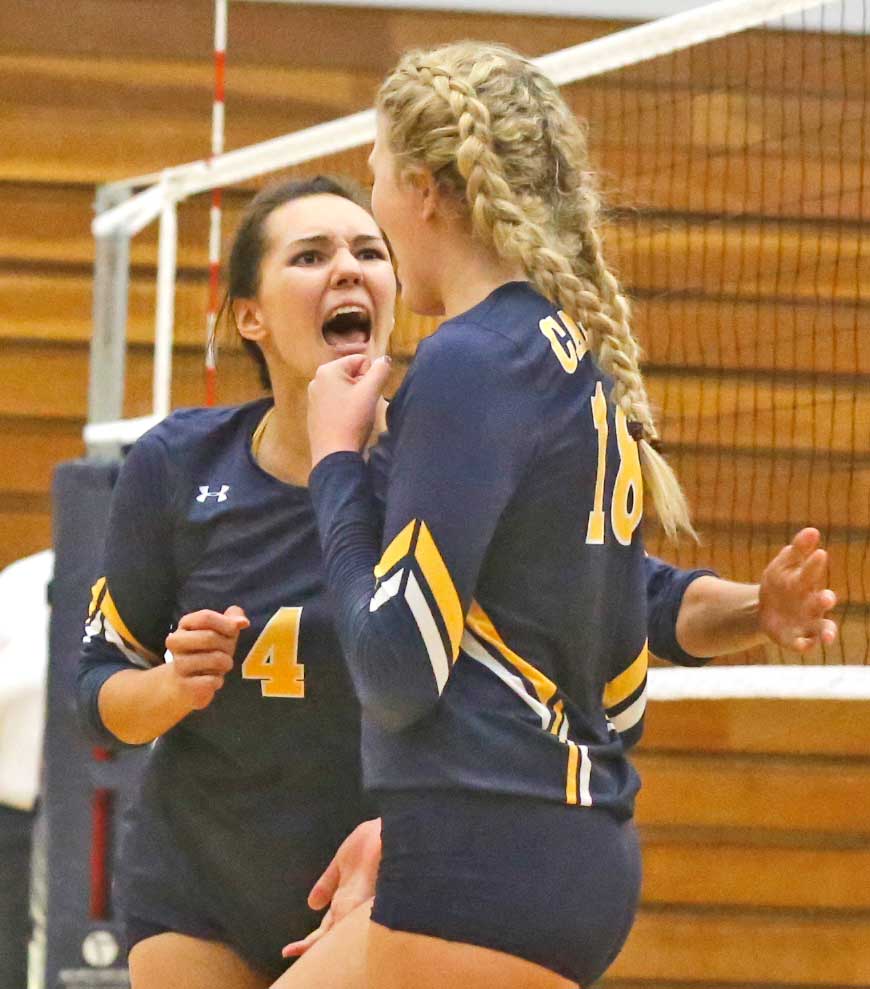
[
  {"x1": 84, "y1": 613, "x2": 151, "y2": 670},
  {"x1": 370, "y1": 569, "x2": 403, "y2": 612},
  {"x1": 610, "y1": 685, "x2": 647, "y2": 734},
  {"x1": 578, "y1": 743, "x2": 593, "y2": 807},
  {"x1": 405, "y1": 571, "x2": 451, "y2": 693},
  {"x1": 461, "y1": 630, "x2": 550, "y2": 728}
]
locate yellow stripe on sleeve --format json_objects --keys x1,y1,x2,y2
[
  {"x1": 603, "y1": 640, "x2": 649, "y2": 711},
  {"x1": 98, "y1": 583, "x2": 161, "y2": 665},
  {"x1": 414, "y1": 521, "x2": 463, "y2": 661},
  {"x1": 88, "y1": 576, "x2": 107, "y2": 618},
  {"x1": 374, "y1": 519, "x2": 417, "y2": 580},
  {"x1": 467, "y1": 601, "x2": 558, "y2": 707},
  {"x1": 566, "y1": 740, "x2": 579, "y2": 805},
  {"x1": 550, "y1": 699, "x2": 564, "y2": 736}
]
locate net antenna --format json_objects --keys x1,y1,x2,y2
[{"x1": 205, "y1": 0, "x2": 228, "y2": 406}]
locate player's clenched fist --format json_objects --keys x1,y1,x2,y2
[
  {"x1": 308, "y1": 354, "x2": 392, "y2": 469},
  {"x1": 164, "y1": 606, "x2": 250, "y2": 710}
]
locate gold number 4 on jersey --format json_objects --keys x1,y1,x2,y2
[{"x1": 241, "y1": 606, "x2": 305, "y2": 698}]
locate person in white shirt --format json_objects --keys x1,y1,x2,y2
[{"x1": 0, "y1": 549, "x2": 52, "y2": 989}]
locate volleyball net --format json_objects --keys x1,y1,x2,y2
[{"x1": 86, "y1": 0, "x2": 869, "y2": 675}]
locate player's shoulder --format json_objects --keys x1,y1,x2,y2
[
  {"x1": 116, "y1": 399, "x2": 271, "y2": 499},
  {"x1": 435, "y1": 280, "x2": 551, "y2": 354},
  {"x1": 409, "y1": 282, "x2": 547, "y2": 391},
  {"x1": 133, "y1": 398, "x2": 270, "y2": 461},
  {"x1": 417, "y1": 281, "x2": 603, "y2": 407}
]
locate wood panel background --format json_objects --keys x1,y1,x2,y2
[
  {"x1": 0, "y1": 0, "x2": 870, "y2": 624},
  {"x1": 1, "y1": 4, "x2": 868, "y2": 984},
  {"x1": 2, "y1": 4, "x2": 866, "y2": 602},
  {"x1": 615, "y1": 697, "x2": 870, "y2": 988}
]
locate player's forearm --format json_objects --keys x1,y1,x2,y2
[
  {"x1": 310, "y1": 452, "x2": 443, "y2": 732},
  {"x1": 675, "y1": 575, "x2": 768, "y2": 658},
  {"x1": 97, "y1": 665, "x2": 194, "y2": 745}
]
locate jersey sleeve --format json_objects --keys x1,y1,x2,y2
[
  {"x1": 76, "y1": 432, "x2": 177, "y2": 745},
  {"x1": 599, "y1": 556, "x2": 716, "y2": 752},
  {"x1": 310, "y1": 331, "x2": 538, "y2": 731},
  {"x1": 645, "y1": 555, "x2": 717, "y2": 666},
  {"x1": 366, "y1": 430, "x2": 392, "y2": 529}
]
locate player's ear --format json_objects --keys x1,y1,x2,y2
[
  {"x1": 405, "y1": 166, "x2": 440, "y2": 223},
  {"x1": 233, "y1": 298, "x2": 266, "y2": 342}
]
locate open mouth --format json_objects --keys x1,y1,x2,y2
[{"x1": 322, "y1": 306, "x2": 372, "y2": 347}]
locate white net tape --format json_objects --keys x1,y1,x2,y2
[{"x1": 649, "y1": 665, "x2": 870, "y2": 700}]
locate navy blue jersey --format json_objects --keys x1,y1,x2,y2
[
  {"x1": 368, "y1": 445, "x2": 712, "y2": 672},
  {"x1": 311, "y1": 281, "x2": 688, "y2": 817},
  {"x1": 76, "y1": 363, "x2": 707, "y2": 968},
  {"x1": 77, "y1": 399, "x2": 369, "y2": 975}
]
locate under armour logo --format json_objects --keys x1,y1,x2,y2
[{"x1": 196, "y1": 485, "x2": 230, "y2": 503}]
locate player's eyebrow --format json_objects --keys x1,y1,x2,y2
[{"x1": 287, "y1": 234, "x2": 385, "y2": 249}]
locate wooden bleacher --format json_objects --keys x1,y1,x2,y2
[
  {"x1": 2, "y1": 2, "x2": 868, "y2": 985},
  {"x1": 605, "y1": 697, "x2": 870, "y2": 987}
]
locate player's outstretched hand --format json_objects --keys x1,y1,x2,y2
[
  {"x1": 164, "y1": 606, "x2": 249, "y2": 711},
  {"x1": 758, "y1": 528, "x2": 837, "y2": 653},
  {"x1": 281, "y1": 818, "x2": 381, "y2": 959},
  {"x1": 308, "y1": 354, "x2": 392, "y2": 469}
]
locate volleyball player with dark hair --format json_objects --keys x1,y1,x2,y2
[{"x1": 77, "y1": 176, "x2": 397, "y2": 989}]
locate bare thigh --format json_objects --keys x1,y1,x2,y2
[
  {"x1": 128, "y1": 932, "x2": 272, "y2": 989},
  {"x1": 267, "y1": 903, "x2": 578, "y2": 989},
  {"x1": 269, "y1": 901, "x2": 371, "y2": 989},
  {"x1": 366, "y1": 921, "x2": 579, "y2": 989}
]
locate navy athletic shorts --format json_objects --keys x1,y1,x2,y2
[
  {"x1": 372, "y1": 789, "x2": 641, "y2": 986},
  {"x1": 124, "y1": 913, "x2": 224, "y2": 957},
  {"x1": 114, "y1": 759, "x2": 370, "y2": 981}
]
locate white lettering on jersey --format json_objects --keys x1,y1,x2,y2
[{"x1": 538, "y1": 310, "x2": 588, "y2": 374}]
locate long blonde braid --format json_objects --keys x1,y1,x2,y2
[{"x1": 378, "y1": 42, "x2": 695, "y2": 541}]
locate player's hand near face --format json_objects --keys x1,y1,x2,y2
[
  {"x1": 758, "y1": 527, "x2": 837, "y2": 653},
  {"x1": 281, "y1": 817, "x2": 382, "y2": 958},
  {"x1": 308, "y1": 354, "x2": 392, "y2": 469},
  {"x1": 165, "y1": 605, "x2": 250, "y2": 711}
]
